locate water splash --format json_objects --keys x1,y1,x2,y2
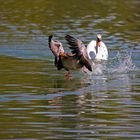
[
  {"x1": 88, "y1": 50, "x2": 136, "y2": 76},
  {"x1": 109, "y1": 51, "x2": 136, "y2": 74}
]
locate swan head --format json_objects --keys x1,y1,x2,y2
[{"x1": 97, "y1": 34, "x2": 102, "y2": 42}]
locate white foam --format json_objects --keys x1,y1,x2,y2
[{"x1": 87, "y1": 50, "x2": 136, "y2": 76}]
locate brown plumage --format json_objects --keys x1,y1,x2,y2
[{"x1": 48, "y1": 35, "x2": 92, "y2": 73}]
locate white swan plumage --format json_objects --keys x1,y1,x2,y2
[{"x1": 87, "y1": 34, "x2": 108, "y2": 61}]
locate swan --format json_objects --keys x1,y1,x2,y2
[{"x1": 87, "y1": 34, "x2": 108, "y2": 61}]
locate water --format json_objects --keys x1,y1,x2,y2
[{"x1": 0, "y1": 0, "x2": 140, "y2": 139}]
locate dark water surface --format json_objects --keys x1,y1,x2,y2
[{"x1": 0, "y1": 0, "x2": 140, "y2": 139}]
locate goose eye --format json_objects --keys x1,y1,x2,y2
[{"x1": 55, "y1": 44, "x2": 60, "y2": 47}]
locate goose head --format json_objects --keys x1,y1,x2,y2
[{"x1": 51, "y1": 39, "x2": 65, "y2": 56}]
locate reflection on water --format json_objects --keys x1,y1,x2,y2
[
  {"x1": 0, "y1": 56, "x2": 139, "y2": 139},
  {"x1": 0, "y1": 0, "x2": 140, "y2": 139}
]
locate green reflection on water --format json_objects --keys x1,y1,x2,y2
[
  {"x1": 0, "y1": 0, "x2": 140, "y2": 139},
  {"x1": 0, "y1": 56, "x2": 85, "y2": 94},
  {"x1": 0, "y1": 0, "x2": 139, "y2": 42}
]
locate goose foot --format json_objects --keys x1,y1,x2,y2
[{"x1": 64, "y1": 71, "x2": 73, "y2": 80}]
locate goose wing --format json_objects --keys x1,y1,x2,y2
[{"x1": 65, "y1": 35, "x2": 92, "y2": 71}]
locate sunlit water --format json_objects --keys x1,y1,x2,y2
[{"x1": 0, "y1": 0, "x2": 140, "y2": 139}]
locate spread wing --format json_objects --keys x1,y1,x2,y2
[{"x1": 65, "y1": 35, "x2": 92, "y2": 71}]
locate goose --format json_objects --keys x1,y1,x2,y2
[
  {"x1": 48, "y1": 35, "x2": 92, "y2": 78},
  {"x1": 87, "y1": 34, "x2": 108, "y2": 61}
]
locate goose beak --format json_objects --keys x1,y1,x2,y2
[{"x1": 59, "y1": 51, "x2": 66, "y2": 57}]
